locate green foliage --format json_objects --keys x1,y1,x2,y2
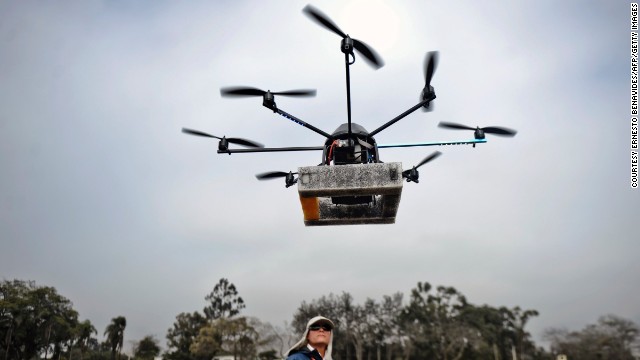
[
  {"x1": 75, "y1": 319, "x2": 98, "y2": 360},
  {"x1": 189, "y1": 322, "x2": 222, "y2": 359},
  {"x1": 133, "y1": 335, "x2": 161, "y2": 360},
  {"x1": 203, "y1": 278, "x2": 246, "y2": 320},
  {"x1": 190, "y1": 317, "x2": 258, "y2": 360},
  {"x1": 4, "y1": 278, "x2": 638, "y2": 360},
  {"x1": 400, "y1": 282, "x2": 473, "y2": 359},
  {"x1": 165, "y1": 278, "x2": 247, "y2": 360},
  {"x1": 292, "y1": 291, "x2": 404, "y2": 360},
  {"x1": 165, "y1": 311, "x2": 208, "y2": 360},
  {"x1": 104, "y1": 316, "x2": 127, "y2": 360},
  {"x1": 291, "y1": 282, "x2": 545, "y2": 360},
  {"x1": 166, "y1": 278, "x2": 260, "y2": 360},
  {"x1": 0, "y1": 279, "x2": 86, "y2": 360}
]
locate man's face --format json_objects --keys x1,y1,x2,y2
[{"x1": 307, "y1": 323, "x2": 331, "y2": 348}]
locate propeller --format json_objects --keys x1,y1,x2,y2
[
  {"x1": 421, "y1": 51, "x2": 439, "y2": 111},
  {"x1": 424, "y1": 51, "x2": 438, "y2": 90},
  {"x1": 181, "y1": 128, "x2": 264, "y2": 148},
  {"x1": 438, "y1": 122, "x2": 517, "y2": 139},
  {"x1": 220, "y1": 86, "x2": 316, "y2": 98},
  {"x1": 302, "y1": 4, "x2": 384, "y2": 69},
  {"x1": 402, "y1": 151, "x2": 442, "y2": 183},
  {"x1": 256, "y1": 171, "x2": 298, "y2": 188}
]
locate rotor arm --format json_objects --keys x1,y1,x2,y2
[
  {"x1": 368, "y1": 95, "x2": 435, "y2": 137},
  {"x1": 377, "y1": 139, "x2": 487, "y2": 149},
  {"x1": 217, "y1": 146, "x2": 324, "y2": 154},
  {"x1": 274, "y1": 108, "x2": 334, "y2": 139}
]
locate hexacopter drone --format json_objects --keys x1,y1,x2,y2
[{"x1": 183, "y1": 4, "x2": 516, "y2": 226}]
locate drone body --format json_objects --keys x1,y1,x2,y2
[{"x1": 183, "y1": 4, "x2": 516, "y2": 225}]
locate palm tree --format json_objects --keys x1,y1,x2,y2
[
  {"x1": 104, "y1": 316, "x2": 127, "y2": 360},
  {"x1": 76, "y1": 320, "x2": 97, "y2": 360}
]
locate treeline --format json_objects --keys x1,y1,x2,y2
[
  {"x1": 0, "y1": 280, "x2": 159, "y2": 360},
  {"x1": 291, "y1": 283, "x2": 543, "y2": 360},
  {"x1": 2, "y1": 279, "x2": 639, "y2": 360}
]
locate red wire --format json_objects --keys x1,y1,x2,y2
[{"x1": 327, "y1": 140, "x2": 338, "y2": 164}]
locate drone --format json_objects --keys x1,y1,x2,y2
[{"x1": 183, "y1": 5, "x2": 517, "y2": 225}]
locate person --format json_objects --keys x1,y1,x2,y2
[{"x1": 286, "y1": 316, "x2": 334, "y2": 360}]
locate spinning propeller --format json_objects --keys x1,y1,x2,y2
[
  {"x1": 303, "y1": 4, "x2": 384, "y2": 69},
  {"x1": 438, "y1": 122, "x2": 517, "y2": 139},
  {"x1": 221, "y1": 86, "x2": 316, "y2": 111},
  {"x1": 421, "y1": 51, "x2": 439, "y2": 111},
  {"x1": 256, "y1": 171, "x2": 298, "y2": 188},
  {"x1": 181, "y1": 128, "x2": 264, "y2": 153},
  {"x1": 220, "y1": 87, "x2": 316, "y2": 98},
  {"x1": 402, "y1": 151, "x2": 441, "y2": 183}
]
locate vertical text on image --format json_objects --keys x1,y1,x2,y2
[
  {"x1": 632, "y1": 151, "x2": 638, "y2": 188},
  {"x1": 633, "y1": 3, "x2": 638, "y2": 30},
  {"x1": 632, "y1": 31, "x2": 638, "y2": 116},
  {"x1": 631, "y1": 28, "x2": 637, "y2": 191},
  {"x1": 633, "y1": 117, "x2": 639, "y2": 149}
]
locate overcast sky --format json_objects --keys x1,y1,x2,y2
[{"x1": 1, "y1": 0, "x2": 636, "y2": 351}]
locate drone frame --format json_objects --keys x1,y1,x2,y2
[
  {"x1": 183, "y1": 4, "x2": 517, "y2": 225},
  {"x1": 187, "y1": 5, "x2": 516, "y2": 185}
]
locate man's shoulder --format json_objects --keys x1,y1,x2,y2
[{"x1": 286, "y1": 352, "x2": 310, "y2": 360}]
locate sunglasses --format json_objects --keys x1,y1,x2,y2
[{"x1": 309, "y1": 324, "x2": 332, "y2": 332}]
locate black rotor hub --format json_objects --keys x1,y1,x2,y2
[
  {"x1": 218, "y1": 137, "x2": 229, "y2": 153},
  {"x1": 262, "y1": 91, "x2": 276, "y2": 111},
  {"x1": 341, "y1": 36, "x2": 354, "y2": 55},
  {"x1": 285, "y1": 172, "x2": 297, "y2": 188}
]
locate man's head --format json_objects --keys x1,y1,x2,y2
[
  {"x1": 287, "y1": 315, "x2": 335, "y2": 359},
  {"x1": 306, "y1": 316, "x2": 334, "y2": 349}
]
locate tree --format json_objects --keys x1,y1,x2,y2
[
  {"x1": 220, "y1": 317, "x2": 259, "y2": 360},
  {"x1": 336, "y1": 294, "x2": 366, "y2": 360},
  {"x1": 361, "y1": 293, "x2": 405, "y2": 360},
  {"x1": 460, "y1": 305, "x2": 514, "y2": 360},
  {"x1": 544, "y1": 314, "x2": 639, "y2": 360},
  {"x1": 204, "y1": 279, "x2": 246, "y2": 320},
  {"x1": 244, "y1": 317, "x2": 282, "y2": 359},
  {"x1": 0, "y1": 279, "x2": 81, "y2": 360},
  {"x1": 400, "y1": 282, "x2": 476, "y2": 360},
  {"x1": 290, "y1": 282, "x2": 544, "y2": 360},
  {"x1": 104, "y1": 316, "x2": 127, "y2": 360},
  {"x1": 292, "y1": 292, "x2": 352, "y2": 359},
  {"x1": 292, "y1": 292, "x2": 405, "y2": 360},
  {"x1": 190, "y1": 317, "x2": 258, "y2": 360},
  {"x1": 189, "y1": 323, "x2": 222, "y2": 360},
  {"x1": 508, "y1": 306, "x2": 539, "y2": 359},
  {"x1": 133, "y1": 335, "x2": 161, "y2": 360},
  {"x1": 72, "y1": 320, "x2": 98, "y2": 360},
  {"x1": 165, "y1": 311, "x2": 208, "y2": 360},
  {"x1": 167, "y1": 279, "x2": 251, "y2": 360}
]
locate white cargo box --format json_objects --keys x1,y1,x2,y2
[{"x1": 297, "y1": 162, "x2": 403, "y2": 225}]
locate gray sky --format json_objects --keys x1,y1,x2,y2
[{"x1": 1, "y1": 0, "x2": 637, "y2": 351}]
